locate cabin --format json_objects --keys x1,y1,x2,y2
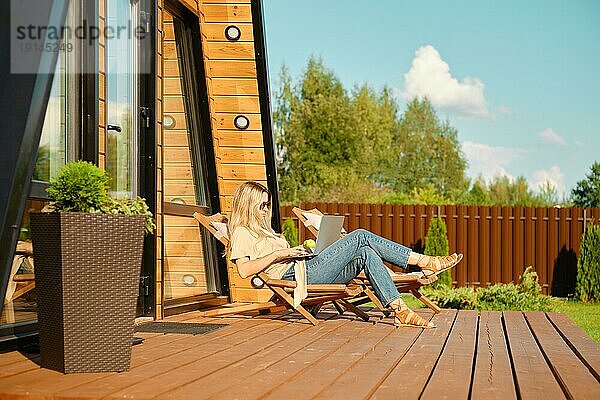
[{"x1": 0, "y1": 0, "x2": 279, "y2": 344}]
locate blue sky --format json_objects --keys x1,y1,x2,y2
[{"x1": 262, "y1": 0, "x2": 599, "y2": 198}]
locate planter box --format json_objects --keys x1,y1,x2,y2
[{"x1": 30, "y1": 212, "x2": 145, "y2": 373}]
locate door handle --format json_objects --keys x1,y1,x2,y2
[{"x1": 107, "y1": 124, "x2": 122, "y2": 132}]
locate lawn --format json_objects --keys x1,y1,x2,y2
[{"x1": 400, "y1": 293, "x2": 600, "y2": 344}]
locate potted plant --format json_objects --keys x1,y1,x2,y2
[{"x1": 30, "y1": 161, "x2": 155, "y2": 373}]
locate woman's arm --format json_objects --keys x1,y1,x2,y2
[{"x1": 235, "y1": 246, "x2": 307, "y2": 279}]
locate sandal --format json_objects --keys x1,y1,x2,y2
[
  {"x1": 417, "y1": 253, "x2": 463, "y2": 278},
  {"x1": 394, "y1": 308, "x2": 436, "y2": 329}
]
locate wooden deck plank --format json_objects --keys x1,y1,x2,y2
[
  {"x1": 0, "y1": 356, "x2": 40, "y2": 379},
  {"x1": 160, "y1": 315, "x2": 350, "y2": 399},
  {"x1": 503, "y1": 311, "x2": 567, "y2": 400},
  {"x1": 211, "y1": 316, "x2": 375, "y2": 400},
  {"x1": 546, "y1": 312, "x2": 600, "y2": 380},
  {"x1": 0, "y1": 352, "x2": 38, "y2": 368},
  {"x1": 471, "y1": 311, "x2": 518, "y2": 400},
  {"x1": 104, "y1": 320, "x2": 302, "y2": 399},
  {"x1": 0, "y1": 309, "x2": 597, "y2": 400},
  {"x1": 313, "y1": 312, "x2": 433, "y2": 399},
  {"x1": 420, "y1": 310, "x2": 478, "y2": 400},
  {"x1": 525, "y1": 312, "x2": 600, "y2": 400},
  {"x1": 261, "y1": 319, "x2": 395, "y2": 399},
  {"x1": 56, "y1": 318, "x2": 286, "y2": 399},
  {"x1": 370, "y1": 309, "x2": 458, "y2": 400}
]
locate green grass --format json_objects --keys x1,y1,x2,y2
[
  {"x1": 554, "y1": 299, "x2": 600, "y2": 344},
  {"x1": 395, "y1": 294, "x2": 600, "y2": 344}
]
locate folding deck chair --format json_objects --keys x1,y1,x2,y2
[
  {"x1": 193, "y1": 212, "x2": 371, "y2": 325},
  {"x1": 4, "y1": 242, "x2": 36, "y2": 305},
  {"x1": 292, "y1": 207, "x2": 442, "y2": 314}
]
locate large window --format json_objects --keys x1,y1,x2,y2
[
  {"x1": 1, "y1": 0, "x2": 85, "y2": 334},
  {"x1": 105, "y1": 0, "x2": 140, "y2": 199},
  {"x1": 32, "y1": 4, "x2": 79, "y2": 182}
]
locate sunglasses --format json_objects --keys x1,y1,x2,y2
[{"x1": 260, "y1": 201, "x2": 271, "y2": 210}]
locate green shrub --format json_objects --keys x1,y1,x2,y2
[
  {"x1": 576, "y1": 223, "x2": 600, "y2": 302},
  {"x1": 47, "y1": 161, "x2": 155, "y2": 234},
  {"x1": 47, "y1": 161, "x2": 110, "y2": 213},
  {"x1": 424, "y1": 216, "x2": 452, "y2": 289},
  {"x1": 422, "y1": 267, "x2": 560, "y2": 311},
  {"x1": 282, "y1": 218, "x2": 299, "y2": 247},
  {"x1": 421, "y1": 286, "x2": 478, "y2": 309}
]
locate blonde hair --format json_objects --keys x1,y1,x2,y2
[{"x1": 228, "y1": 182, "x2": 277, "y2": 246}]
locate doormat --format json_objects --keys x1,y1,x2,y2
[{"x1": 135, "y1": 322, "x2": 227, "y2": 335}]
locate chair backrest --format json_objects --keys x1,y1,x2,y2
[
  {"x1": 291, "y1": 207, "x2": 323, "y2": 238},
  {"x1": 193, "y1": 212, "x2": 229, "y2": 247}
]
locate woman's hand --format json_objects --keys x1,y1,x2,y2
[{"x1": 276, "y1": 245, "x2": 309, "y2": 261}]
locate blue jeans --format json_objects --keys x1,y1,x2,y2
[{"x1": 282, "y1": 229, "x2": 411, "y2": 307}]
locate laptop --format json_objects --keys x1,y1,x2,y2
[{"x1": 301, "y1": 215, "x2": 345, "y2": 257}]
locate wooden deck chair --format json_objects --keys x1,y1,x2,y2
[
  {"x1": 4, "y1": 242, "x2": 36, "y2": 305},
  {"x1": 193, "y1": 212, "x2": 370, "y2": 325},
  {"x1": 292, "y1": 207, "x2": 441, "y2": 314}
]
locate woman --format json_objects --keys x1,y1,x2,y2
[{"x1": 229, "y1": 181, "x2": 462, "y2": 329}]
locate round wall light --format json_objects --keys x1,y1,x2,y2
[
  {"x1": 164, "y1": 114, "x2": 176, "y2": 129},
  {"x1": 224, "y1": 25, "x2": 241, "y2": 41},
  {"x1": 182, "y1": 274, "x2": 196, "y2": 286},
  {"x1": 251, "y1": 276, "x2": 265, "y2": 289},
  {"x1": 234, "y1": 115, "x2": 250, "y2": 130}
]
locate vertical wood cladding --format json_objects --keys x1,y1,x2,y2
[
  {"x1": 199, "y1": 0, "x2": 272, "y2": 302},
  {"x1": 154, "y1": 0, "x2": 272, "y2": 306}
]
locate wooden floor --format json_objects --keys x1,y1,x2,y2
[{"x1": 0, "y1": 307, "x2": 598, "y2": 400}]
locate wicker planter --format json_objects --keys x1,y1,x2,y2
[{"x1": 30, "y1": 212, "x2": 145, "y2": 373}]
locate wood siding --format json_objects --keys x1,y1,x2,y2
[{"x1": 154, "y1": 0, "x2": 273, "y2": 308}]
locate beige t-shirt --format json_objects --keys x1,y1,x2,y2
[
  {"x1": 229, "y1": 226, "x2": 292, "y2": 279},
  {"x1": 229, "y1": 226, "x2": 307, "y2": 306}
]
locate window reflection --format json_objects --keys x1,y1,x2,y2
[
  {"x1": 1, "y1": 200, "x2": 48, "y2": 326},
  {"x1": 32, "y1": 5, "x2": 78, "y2": 182},
  {"x1": 106, "y1": 0, "x2": 138, "y2": 199}
]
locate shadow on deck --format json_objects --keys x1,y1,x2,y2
[{"x1": 0, "y1": 307, "x2": 598, "y2": 399}]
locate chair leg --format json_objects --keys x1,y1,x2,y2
[
  {"x1": 332, "y1": 300, "x2": 345, "y2": 315},
  {"x1": 340, "y1": 299, "x2": 370, "y2": 322},
  {"x1": 410, "y1": 288, "x2": 441, "y2": 313},
  {"x1": 310, "y1": 302, "x2": 324, "y2": 317},
  {"x1": 362, "y1": 286, "x2": 390, "y2": 316},
  {"x1": 270, "y1": 286, "x2": 319, "y2": 326}
]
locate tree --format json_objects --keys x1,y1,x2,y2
[
  {"x1": 393, "y1": 98, "x2": 469, "y2": 199},
  {"x1": 274, "y1": 58, "x2": 399, "y2": 203},
  {"x1": 424, "y1": 217, "x2": 452, "y2": 289},
  {"x1": 575, "y1": 223, "x2": 600, "y2": 302},
  {"x1": 571, "y1": 162, "x2": 600, "y2": 208}
]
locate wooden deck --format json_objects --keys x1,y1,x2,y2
[{"x1": 0, "y1": 308, "x2": 598, "y2": 399}]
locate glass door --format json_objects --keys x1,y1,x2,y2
[{"x1": 105, "y1": 0, "x2": 139, "y2": 199}]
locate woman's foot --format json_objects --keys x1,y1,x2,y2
[
  {"x1": 416, "y1": 253, "x2": 463, "y2": 278},
  {"x1": 389, "y1": 298, "x2": 435, "y2": 329}
]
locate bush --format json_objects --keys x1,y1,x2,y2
[
  {"x1": 424, "y1": 216, "x2": 452, "y2": 289},
  {"x1": 46, "y1": 161, "x2": 155, "y2": 234},
  {"x1": 47, "y1": 161, "x2": 110, "y2": 213},
  {"x1": 576, "y1": 223, "x2": 600, "y2": 302},
  {"x1": 422, "y1": 267, "x2": 560, "y2": 311},
  {"x1": 282, "y1": 218, "x2": 299, "y2": 247}
]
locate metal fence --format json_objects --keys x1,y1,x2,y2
[{"x1": 281, "y1": 204, "x2": 600, "y2": 295}]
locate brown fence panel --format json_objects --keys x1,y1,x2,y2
[{"x1": 280, "y1": 203, "x2": 600, "y2": 295}]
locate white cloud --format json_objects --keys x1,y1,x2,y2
[
  {"x1": 531, "y1": 166, "x2": 565, "y2": 195},
  {"x1": 573, "y1": 139, "x2": 585, "y2": 147},
  {"x1": 537, "y1": 128, "x2": 566, "y2": 147},
  {"x1": 402, "y1": 45, "x2": 491, "y2": 118},
  {"x1": 461, "y1": 141, "x2": 527, "y2": 182}
]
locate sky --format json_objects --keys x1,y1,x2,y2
[{"x1": 262, "y1": 0, "x2": 600, "y2": 198}]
